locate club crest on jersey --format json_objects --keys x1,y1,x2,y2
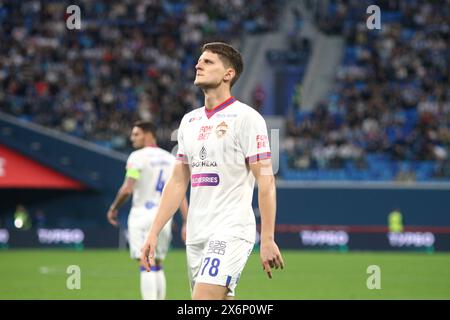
[{"x1": 216, "y1": 121, "x2": 228, "y2": 138}]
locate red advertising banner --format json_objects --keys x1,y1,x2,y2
[{"x1": 0, "y1": 145, "x2": 85, "y2": 189}]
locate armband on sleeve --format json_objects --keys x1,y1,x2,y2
[{"x1": 126, "y1": 168, "x2": 140, "y2": 180}]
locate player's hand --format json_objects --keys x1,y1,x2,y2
[
  {"x1": 260, "y1": 240, "x2": 284, "y2": 279},
  {"x1": 141, "y1": 233, "x2": 158, "y2": 272},
  {"x1": 107, "y1": 208, "x2": 119, "y2": 227},
  {"x1": 181, "y1": 222, "x2": 187, "y2": 244}
]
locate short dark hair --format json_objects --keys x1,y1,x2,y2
[
  {"x1": 133, "y1": 120, "x2": 157, "y2": 137},
  {"x1": 201, "y1": 42, "x2": 243, "y2": 87}
]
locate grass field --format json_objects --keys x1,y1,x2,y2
[{"x1": 1, "y1": 249, "x2": 449, "y2": 299}]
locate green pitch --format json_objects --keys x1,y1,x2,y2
[{"x1": 1, "y1": 249, "x2": 449, "y2": 299}]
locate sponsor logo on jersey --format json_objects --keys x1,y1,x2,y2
[
  {"x1": 189, "y1": 116, "x2": 203, "y2": 122},
  {"x1": 145, "y1": 201, "x2": 156, "y2": 210},
  {"x1": 192, "y1": 146, "x2": 217, "y2": 167},
  {"x1": 198, "y1": 125, "x2": 213, "y2": 140},
  {"x1": 256, "y1": 134, "x2": 268, "y2": 149},
  {"x1": 207, "y1": 240, "x2": 227, "y2": 255},
  {"x1": 216, "y1": 121, "x2": 228, "y2": 138},
  {"x1": 192, "y1": 160, "x2": 217, "y2": 168},
  {"x1": 191, "y1": 173, "x2": 220, "y2": 187},
  {"x1": 215, "y1": 113, "x2": 237, "y2": 118},
  {"x1": 200, "y1": 146, "x2": 207, "y2": 160}
]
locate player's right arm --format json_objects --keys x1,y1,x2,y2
[
  {"x1": 107, "y1": 151, "x2": 142, "y2": 227},
  {"x1": 107, "y1": 177, "x2": 136, "y2": 226},
  {"x1": 179, "y1": 196, "x2": 189, "y2": 243},
  {"x1": 141, "y1": 160, "x2": 190, "y2": 271}
]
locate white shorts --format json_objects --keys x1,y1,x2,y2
[
  {"x1": 127, "y1": 207, "x2": 173, "y2": 261},
  {"x1": 186, "y1": 235, "x2": 254, "y2": 297}
]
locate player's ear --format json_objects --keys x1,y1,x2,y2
[{"x1": 223, "y1": 68, "x2": 236, "y2": 84}]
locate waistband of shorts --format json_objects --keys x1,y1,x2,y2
[{"x1": 186, "y1": 235, "x2": 255, "y2": 246}]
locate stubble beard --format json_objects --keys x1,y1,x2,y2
[{"x1": 195, "y1": 77, "x2": 222, "y2": 91}]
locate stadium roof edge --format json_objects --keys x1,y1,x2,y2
[{"x1": 0, "y1": 111, "x2": 127, "y2": 162}]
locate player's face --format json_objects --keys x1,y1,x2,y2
[
  {"x1": 130, "y1": 127, "x2": 145, "y2": 149},
  {"x1": 194, "y1": 51, "x2": 231, "y2": 89}
]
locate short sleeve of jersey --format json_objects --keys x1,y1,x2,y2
[
  {"x1": 127, "y1": 152, "x2": 144, "y2": 170},
  {"x1": 239, "y1": 110, "x2": 271, "y2": 163},
  {"x1": 126, "y1": 151, "x2": 144, "y2": 177},
  {"x1": 176, "y1": 117, "x2": 189, "y2": 164}
]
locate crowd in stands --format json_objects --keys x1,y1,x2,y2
[
  {"x1": 285, "y1": 0, "x2": 450, "y2": 181},
  {"x1": 2, "y1": 1, "x2": 449, "y2": 182},
  {"x1": 0, "y1": 0, "x2": 281, "y2": 152}
]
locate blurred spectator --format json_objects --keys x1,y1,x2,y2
[
  {"x1": 291, "y1": 82, "x2": 302, "y2": 110},
  {"x1": 434, "y1": 160, "x2": 450, "y2": 179},
  {"x1": 33, "y1": 209, "x2": 47, "y2": 228},
  {"x1": 388, "y1": 208, "x2": 404, "y2": 233},
  {"x1": 395, "y1": 170, "x2": 416, "y2": 183},
  {"x1": 252, "y1": 84, "x2": 266, "y2": 113}
]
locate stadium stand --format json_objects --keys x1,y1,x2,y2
[
  {"x1": 0, "y1": 0, "x2": 281, "y2": 152},
  {"x1": 283, "y1": 0, "x2": 450, "y2": 181},
  {"x1": 1, "y1": 0, "x2": 449, "y2": 182}
]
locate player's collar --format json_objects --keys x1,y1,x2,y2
[
  {"x1": 145, "y1": 144, "x2": 157, "y2": 148},
  {"x1": 204, "y1": 96, "x2": 236, "y2": 119}
]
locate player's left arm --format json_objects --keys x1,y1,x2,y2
[
  {"x1": 107, "y1": 177, "x2": 136, "y2": 227},
  {"x1": 250, "y1": 159, "x2": 285, "y2": 278}
]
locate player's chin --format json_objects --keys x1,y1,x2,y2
[
  {"x1": 194, "y1": 80, "x2": 218, "y2": 90},
  {"x1": 194, "y1": 78, "x2": 205, "y2": 87}
]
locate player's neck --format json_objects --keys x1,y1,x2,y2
[
  {"x1": 204, "y1": 88, "x2": 232, "y2": 111},
  {"x1": 144, "y1": 138, "x2": 157, "y2": 148}
]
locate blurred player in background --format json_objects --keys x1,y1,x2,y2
[
  {"x1": 107, "y1": 121, "x2": 188, "y2": 300},
  {"x1": 141, "y1": 42, "x2": 284, "y2": 300}
]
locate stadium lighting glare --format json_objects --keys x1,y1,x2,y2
[{"x1": 14, "y1": 218, "x2": 24, "y2": 229}]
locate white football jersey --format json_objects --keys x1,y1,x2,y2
[
  {"x1": 177, "y1": 97, "x2": 271, "y2": 245},
  {"x1": 126, "y1": 146, "x2": 175, "y2": 212}
]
